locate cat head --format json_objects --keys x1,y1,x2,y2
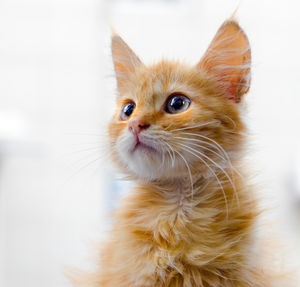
[{"x1": 108, "y1": 20, "x2": 251, "y2": 181}]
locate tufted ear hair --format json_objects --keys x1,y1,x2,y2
[
  {"x1": 197, "y1": 20, "x2": 251, "y2": 103},
  {"x1": 111, "y1": 33, "x2": 143, "y2": 92}
]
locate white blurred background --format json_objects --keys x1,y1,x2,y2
[{"x1": 0, "y1": 0, "x2": 300, "y2": 286}]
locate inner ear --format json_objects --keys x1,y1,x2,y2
[
  {"x1": 197, "y1": 20, "x2": 251, "y2": 103},
  {"x1": 111, "y1": 34, "x2": 143, "y2": 93}
]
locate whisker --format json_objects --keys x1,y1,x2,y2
[
  {"x1": 226, "y1": 130, "x2": 247, "y2": 137},
  {"x1": 180, "y1": 133, "x2": 227, "y2": 154},
  {"x1": 62, "y1": 153, "x2": 106, "y2": 188},
  {"x1": 64, "y1": 132, "x2": 103, "y2": 137},
  {"x1": 153, "y1": 137, "x2": 175, "y2": 168},
  {"x1": 68, "y1": 148, "x2": 109, "y2": 169},
  {"x1": 174, "y1": 150, "x2": 194, "y2": 199},
  {"x1": 180, "y1": 132, "x2": 235, "y2": 174},
  {"x1": 176, "y1": 135, "x2": 242, "y2": 178},
  {"x1": 183, "y1": 132, "x2": 244, "y2": 180},
  {"x1": 163, "y1": 141, "x2": 176, "y2": 167},
  {"x1": 181, "y1": 142, "x2": 226, "y2": 162},
  {"x1": 169, "y1": 121, "x2": 219, "y2": 132},
  {"x1": 156, "y1": 139, "x2": 167, "y2": 170},
  {"x1": 177, "y1": 142, "x2": 239, "y2": 207},
  {"x1": 175, "y1": 144, "x2": 229, "y2": 219},
  {"x1": 148, "y1": 130, "x2": 172, "y2": 136},
  {"x1": 66, "y1": 146, "x2": 102, "y2": 157},
  {"x1": 222, "y1": 115, "x2": 237, "y2": 129},
  {"x1": 177, "y1": 132, "x2": 243, "y2": 181},
  {"x1": 173, "y1": 136, "x2": 226, "y2": 161}
]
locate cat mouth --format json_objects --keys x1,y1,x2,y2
[{"x1": 131, "y1": 136, "x2": 159, "y2": 154}]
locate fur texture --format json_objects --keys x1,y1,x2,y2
[{"x1": 70, "y1": 20, "x2": 290, "y2": 287}]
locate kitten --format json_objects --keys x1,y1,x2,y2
[{"x1": 71, "y1": 20, "x2": 290, "y2": 287}]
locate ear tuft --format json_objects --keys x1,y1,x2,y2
[
  {"x1": 111, "y1": 34, "x2": 143, "y2": 92},
  {"x1": 198, "y1": 20, "x2": 251, "y2": 103}
]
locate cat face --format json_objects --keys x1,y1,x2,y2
[{"x1": 108, "y1": 21, "x2": 250, "y2": 181}]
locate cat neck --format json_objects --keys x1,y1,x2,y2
[
  {"x1": 136, "y1": 168, "x2": 237, "y2": 208},
  {"x1": 112, "y1": 167, "x2": 259, "y2": 284},
  {"x1": 121, "y1": 167, "x2": 257, "y2": 231}
]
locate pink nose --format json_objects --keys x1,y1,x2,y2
[{"x1": 128, "y1": 119, "x2": 150, "y2": 135}]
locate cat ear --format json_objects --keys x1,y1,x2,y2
[
  {"x1": 111, "y1": 33, "x2": 143, "y2": 92},
  {"x1": 197, "y1": 20, "x2": 251, "y2": 103}
]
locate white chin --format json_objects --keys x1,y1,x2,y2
[
  {"x1": 119, "y1": 147, "x2": 186, "y2": 180},
  {"x1": 116, "y1": 133, "x2": 187, "y2": 180},
  {"x1": 124, "y1": 147, "x2": 165, "y2": 179}
]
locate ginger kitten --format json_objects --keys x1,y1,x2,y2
[{"x1": 72, "y1": 20, "x2": 289, "y2": 287}]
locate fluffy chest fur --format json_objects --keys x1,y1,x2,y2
[{"x1": 96, "y1": 176, "x2": 265, "y2": 287}]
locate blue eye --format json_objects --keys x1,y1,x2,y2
[
  {"x1": 165, "y1": 94, "x2": 191, "y2": 114},
  {"x1": 120, "y1": 102, "x2": 135, "y2": 120}
]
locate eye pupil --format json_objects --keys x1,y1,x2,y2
[
  {"x1": 120, "y1": 102, "x2": 135, "y2": 120},
  {"x1": 124, "y1": 104, "x2": 134, "y2": 116},
  {"x1": 171, "y1": 97, "x2": 184, "y2": 110},
  {"x1": 165, "y1": 94, "x2": 191, "y2": 114}
]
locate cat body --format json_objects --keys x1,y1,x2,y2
[
  {"x1": 97, "y1": 179, "x2": 265, "y2": 287},
  {"x1": 71, "y1": 20, "x2": 288, "y2": 287}
]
